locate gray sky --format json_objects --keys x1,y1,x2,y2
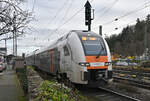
[{"x1": 0, "y1": 0, "x2": 150, "y2": 55}]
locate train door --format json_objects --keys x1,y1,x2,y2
[
  {"x1": 63, "y1": 45, "x2": 71, "y2": 71},
  {"x1": 50, "y1": 50, "x2": 54, "y2": 73},
  {"x1": 60, "y1": 47, "x2": 65, "y2": 72},
  {"x1": 33, "y1": 53, "x2": 35, "y2": 65},
  {"x1": 54, "y1": 48, "x2": 60, "y2": 73},
  {"x1": 50, "y1": 49, "x2": 60, "y2": 74}
]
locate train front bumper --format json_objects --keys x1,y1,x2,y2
[
  {"x1": 83, "y1": 70, "x2": 112, "y2": 81},
  {"x1": 81, "y1": 70, "x2": 113, "y2": 87}
]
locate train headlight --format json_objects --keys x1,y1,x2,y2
[
  {"x1": 79, "y1": 62, "x2": 90, "y2": 67},
  {"x1": 105, "y1": 62, "x2": 111, "y2": 66},
  {"x1": 85, "y1": 63, "x2": 90, "y2": 67},
  {"x1": 79, "y1": 63, "x2": 85, "y2": 66}
]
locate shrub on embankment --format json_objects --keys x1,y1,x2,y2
[
  {"x1": 37, "y1": 80, "x2": 87, "y2": 101},
  {"x1": 16, "y1": 67, "x2": 28, "y2": 94},
  {"x1": 17, "y1": 66, "x2": 87, "y2": 101}
]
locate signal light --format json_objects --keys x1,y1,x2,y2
[
  {"x1": 89, "y1": 37, "x2": 96, "y2": 40},
  {"x1": 82, "y1": 37, "x2": 87, "y2": 40}
]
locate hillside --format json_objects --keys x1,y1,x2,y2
[{"x1": 106, "y1": 14, "x2": 150, "y2": 56}]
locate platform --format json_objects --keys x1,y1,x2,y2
[{"x1": 0, "y1": 68, "x2": 25, "y2": 101}]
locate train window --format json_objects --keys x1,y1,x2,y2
[
  {"x1": 63, "y1": 46, "x2": 70, "y2": 56},
  {"x1": 81, "y1": 37, "x2": 107, "y2": 56}
]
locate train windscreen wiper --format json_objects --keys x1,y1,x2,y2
[{"x1": 96, "y1": 44, "x2": 104, "y2": 59}]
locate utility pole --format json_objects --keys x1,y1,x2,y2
[
  {"x1": 84, "y1": 1, "x2": 94, "y2": 31},
  {"x1": 0, "y1": 36, "x2": 18, "y2": 56},
  {"x1": 13, "y1": 28, "x2": 17, "y2": 56},
  {"x1": 144, "y1": 21, "x2": 148, "y2": 60},
  {"x1": 13, "y1": 31, "x2": 15, "y2": 55},
  {"x1": 15, "y1": 27, "x2": 17, "y2": 56},
  {"x1": 13, "y1": 11, "x2": 17, "y2": 56},
  {"x1": 4, "y1": 39, "x2": 7, "y2": 55},
  {"x1": 0, "y1": 38, "x2": 8, "y2": 55}
]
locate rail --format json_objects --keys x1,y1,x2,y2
[
  {"x1": 113, "y1": 76, "x2": 150, "y2": 89},
  {"x1": 98, "y1": 87, "x2": 141, "y2": 101}
]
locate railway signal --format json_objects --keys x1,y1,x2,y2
[{"x1": 84, "y1": 1, "x2": 94, "y2": 31}]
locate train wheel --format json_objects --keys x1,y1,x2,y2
[{"x1": 56, "y1": 72, "x2": 62, "y2": 82}]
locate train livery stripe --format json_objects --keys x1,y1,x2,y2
[
  {"x1": 86, "y1": 56, "x2": 108, "y2": 69},
  {"x1": 50, "y1": 50, "x2": 54, "y2": 72}
]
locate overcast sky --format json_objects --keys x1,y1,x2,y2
[{"x1": 0, "y1": 0, "x2": 150, "y2": 55}]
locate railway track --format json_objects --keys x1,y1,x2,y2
[
  {"x1": 113, "y1": 68, "x2": 150, "y2": 90},
  {"x1": 113, "y1": 76, "x2": 150, "y2": 89},
  {"x1": 98, "y1": 87, "x2": 141, "y2": 101},
  {"x1": 113, "y1": 68, "x2": 150, "y2": 74},
  {"x1": 113, "y1": 69, "x2": 150, "y2": 78},
  {"x1": 79, "y1": 86, "x2": 141, "y2": 101}
]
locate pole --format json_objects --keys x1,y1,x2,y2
[
  {"x1": 88, "y1": 24, "x2": 91, "y2": 31},
  {"x1": 14, "y1": 26, "x2": 17, "y2": 56},
  {"x1": 85, "y1": 1, "x2": 94, "y2": 31},
  {"x1": 99, "y1": 25, "x2": 102, "y2": 36},
  {"x1": 144, "y1": 22, "x2": 148, "y2": 60},
  {"x1": 13, "y1": 11, "x2": 17, "y2": 56},
  {"x1": 15, "y1": 32, "x2": 17, "y2": 56},
  {"x1": 5, "y1": 39, "x2": 7, "y2": 55},
  {"x1": 13, "y1": 32, "x2": 15, "y2": 55}
]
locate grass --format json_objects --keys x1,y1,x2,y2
[
  {"x1": 16, "y1": 67, "x2": 28, "y2": 97},
  {"x1": 14, "y1": 71, "x2": 28, "y2": 101}
]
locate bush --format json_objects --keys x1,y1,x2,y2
[
  {"x1": 16, "y1": 68, "x2": 28, "y2": 94},
  {"x1": 37, "y1": 80, "x2": 87, "y2": 101}
]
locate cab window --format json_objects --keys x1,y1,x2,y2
[
  {"x1": 63, "y1": 46, "x2": 70, "y2": 56},
  {"x1": 80, "y1": 36, "x2": 107, "y2": 56}
]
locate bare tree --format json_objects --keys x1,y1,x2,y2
[
  {"x1": 0, "y1": 0, "x2": 32, "y2": 36},
  {"x1": 0, "y1": 0, "x2": 32, "y2": 56}
]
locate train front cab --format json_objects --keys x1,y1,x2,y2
[{"x1": 77, "y1": 31, "x2": 113, "y2": 87}]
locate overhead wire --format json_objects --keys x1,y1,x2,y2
[
  {"x1": 94, "y1": 0, "x2": 117, "y2": 14},
  {"x1": 30, "y1": 0, "x2": 70, "y2": 43},
  {"x1": 29, "y1": 0, "x2": 95, "y2": 44},
  {"x1": 93, "y1": 0, "x2": 119, "y2": 24},
  {"x1": 45, "y1": 7, "x2": 84, "y2": 41},
  {"x1": 104, "y1": 16, "x2": 147, "y2": 36},
  {"x1": 53, "y1": 0, "x2": 74, "y2": 30},
  {"x1": 51, "y1": 8, "x2": 83, "y2": 34},
  {"x1": 49, "y1": 0, "x2": 95, "y2": 36},
  {"x1": 61, "y1": 0, "x2": 74, "y2": 21},
  {"x1": 44, "y1": 0, "x2": 95, "y2": 41},
  {"x1": 32, "y1": 0, "x2": 36, "y2": 12},
  {"x1": 93, "y1": 0, "x2": 150, "y2": 29},
  {"x1": 47, "y1": 0, "x2": 69, "y2": 27},
  {"x1": 58, "y1": 0, "x2": 94, "y2": 29},
  {"x1": 117, "y1": 4, "x2": 150, "y2": 20}
]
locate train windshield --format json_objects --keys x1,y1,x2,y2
[{"x1": 81, "y1": 36, "x2": 107, "y2": 56}]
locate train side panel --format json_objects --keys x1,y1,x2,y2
[
  {"x1": 38, "y1": 51, "x2": 51, "y2": 73},
  {"x1": 103, "y1": 37, "x2": 113, "y2": 79},
  {"x1": 67, "y1": 32, "x2": 88, "y2": 84},
  {"x1": 35, "y1": 48, "x2": 60, "y2": 74}
]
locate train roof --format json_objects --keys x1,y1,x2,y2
[
  {"x1": 71, "y1": 30, "x2": 101, "y2": 37},
  {"x1": 26, "y1": 30, "x2": 102, "y2": 57}
]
